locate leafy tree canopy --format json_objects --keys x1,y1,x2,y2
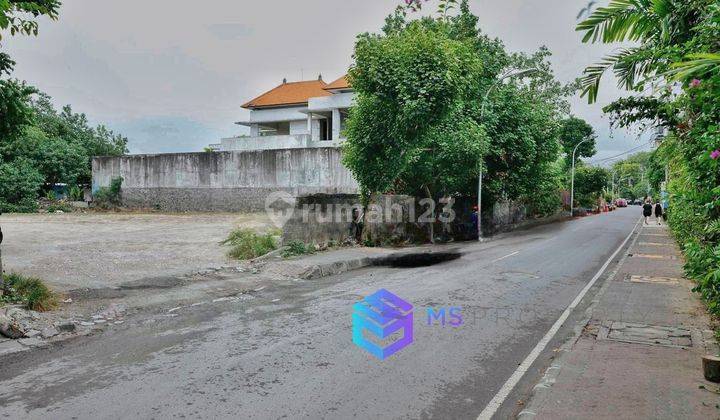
[
  {"x1": 343, "y1": 11, "x2": 488, "y2": 199},
  {"x1": 346, "y1": 0, "x2": 575, "y2": 214},
  {"x1": 574, "y1": 165, "x2": 609, "y2": 207},
  {"x1": 559, "y1": 116, "x2": 596, "y2": 166},
  {"x1": 0, "y1": 89, "x2": 128, "y2": 211},
  {"x1": 0, "y1": 0, "x2": 61, "y2": 75}
]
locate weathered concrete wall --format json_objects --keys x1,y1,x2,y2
[
  {"x1": 282, "y1": 194, "x2": 472, "y2": 246},
  {"x1": 282, "y1": 194, "x2": 363, "y2": 245},
  {"x1": 92, "y1": 148, "x2": 359, "y2": 212},
  {"x1": 282, "y1": 195, "x2": 565, "y2": 246}
]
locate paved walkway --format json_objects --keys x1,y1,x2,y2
[{"x1": 521, "y1": 221, "x2": 720, "y2": 419}]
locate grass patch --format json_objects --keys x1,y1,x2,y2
[
  {"x1": 46, "y1": 203, "x2": 73, "y2": 213},
  {"x1": 221, "y1": 228, "x2": 280, "y2": 260},
  {"x1": 1, "y1": 273, "x2": 58, "y2": 311},
  {"x1": 281, "y1": 240, "x2": 316, "y2": 258}
]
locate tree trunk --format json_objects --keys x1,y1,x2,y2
[{"x1": 424, "y1": 185, "x2": 435, "y2": 244}]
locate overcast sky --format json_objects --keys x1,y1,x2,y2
[{"x1": 4, "y1": 0, "x2": 653, "y2": 160}]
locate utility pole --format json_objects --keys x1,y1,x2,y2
[
  {"x1": 477, "y1": 67, "x2": 538, "y2": 241},
  {"x1": 570, "y1": 138, "x2": 590, "y2": 217}
]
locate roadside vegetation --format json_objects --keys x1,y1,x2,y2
[
  {"x1": 344, "y1": 0, "x2": 600, "y2": 225},
  {"x1": 281, "y1": 240, "x2": 316, "y2": 258},
  {"x1": 93, "y1": 177, "x2": 124, "y2": 210},
  {"x1": 609, "y1": 151, "x2": 664, "y2": 200},
  {"x1": 1, "y1": 273, "x2": 58, "y2": 312},
  {"x1": 0, "y1": 1, "x2": 127, "y2": 213},
  {"x1": 576, "y1": 0, "x2": 720, "y2": 314},
  {"x1": 221, "y1": 228, "x2": 281, "y2": 260}
]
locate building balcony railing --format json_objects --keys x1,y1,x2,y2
[{"x1": 218, "y1": 134, "x2": 343, "y2": 152}]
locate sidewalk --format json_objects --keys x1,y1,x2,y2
[{"x1": 521, "y1": 222, "x2": 720, "y2": 419}]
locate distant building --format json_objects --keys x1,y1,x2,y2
[{"x1": 211, "y1": 75, "x2": 353, "y2": 151}]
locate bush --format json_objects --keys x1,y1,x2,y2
[
  {"x1": 221, "y1": 228, "x2": 279, "y2": 260},
  {"x1": 68, "y1": 185, "x2": 83, "y2": 201},
  {"x1": 94, "y1": 176, "x2": 123, "y2": 209},
  {"x1": 2, "y1": 273, "x2": 58, "y2": 311},
  {"x1": 44, "y1": 189, "x2": 57, "y2": 201},
  {"x1": 0, "y1": 158, "x2": 44, "y2": 212},
  {"x1": 46, "y1": 203, "x2": 73, "y2": 213},
  {"x1": 281, "y1": 240, "x2": 315, "y2": 258}
]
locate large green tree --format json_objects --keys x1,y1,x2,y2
[
  {"x1": 0, "y1": 1, "x2": 127, "y2": 211},
  {"x1": 574, "y1": 165, "x2": 610, "y2": 207},
  {"x1": 343, "y1": 7, "x2": 487, "y2": 200},
  {"x1": 559, "y1": 116, "x2": 596, "y2": 167},
  {"x1": 346, "y1": 1, "x2": 573, "y2": 222},
  {"x1": 0, "y1": 91, "x2": 129, "y2": 212},
  {"x1": 0, "y1": 0, "x2": 61, "y2": 290}
]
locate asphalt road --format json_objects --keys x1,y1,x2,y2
[{"x1": 0, "y1": 208, "x2": 640, "y2": 419}]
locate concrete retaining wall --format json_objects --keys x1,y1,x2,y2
[
  {"x1": 92, "y1": 148, "x2": 359, "y2": 212},
  {"x1": 282, "y1": 194, "x2": 563, "y2": 245}
]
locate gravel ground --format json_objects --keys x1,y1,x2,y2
[{"x1": 0, "y1": 212, "x2": 272, "y2": 291}]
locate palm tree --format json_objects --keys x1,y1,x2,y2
[
  {"x1": 576, "y1": 0, "x2": 702, "y2": 102},
  {"x1": 670, "y1": 53, "x2": 720, "y2": 81}
]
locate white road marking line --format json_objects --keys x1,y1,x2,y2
[
  {"x1": 477, "y1": 218, "x2": 641, "y2": 420},
  {"x1": 492, "y1": 251, "x2": 520, "y2": 263}
]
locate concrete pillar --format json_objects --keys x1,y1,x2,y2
[
  {"x1": 307, "y1": 114, "x2": 313, "y2": 140},
  {"x1": 332, "y1": 109, "x2": 341, "y2": 140},
  {"x1": 250, "y1": 124, "x2": 260, "y2": 137}
]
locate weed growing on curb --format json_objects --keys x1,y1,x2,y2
[
  {"x1": 281, "y1": 240, "x2": 315, "y2": 258},
  {"x1": 221, "y1": 228, "x2": 280, "y2": 260},
  {"x1": 2, "y1": 273, "x2": 58, "y2": 311}
]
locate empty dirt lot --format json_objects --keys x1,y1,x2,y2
[{"x1": 0, "y1": 212, "x2": 272, "y2": 291}]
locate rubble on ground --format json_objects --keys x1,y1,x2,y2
[{"x1": 0, "y1": 302, "x2": 129, "y2": 354}]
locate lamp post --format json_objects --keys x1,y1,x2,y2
[
  {"x1": 570, "y1": 138, "x2": 590, "y2": 217},
  {"x1": 477, "y1": 67, "x2": 538, "y2": 241}
]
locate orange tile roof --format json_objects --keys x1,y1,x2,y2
[
  {"x1": 324, "y1": 75, "x2": 351, "y2": 91},
  {"x1": 242, "y1": 79, "x2": 331, "y2": 109}
]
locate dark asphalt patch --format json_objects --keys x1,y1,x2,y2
[
  {"x1": 373, "y1": 250, "x2": 462, "y2": 268},
  {"x1": 118, "y1": 276, "x2": 190, "y2": 290}
]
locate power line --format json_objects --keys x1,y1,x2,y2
[{"x1": 587, "y1": 141, "x2": 654, "y2": 165}]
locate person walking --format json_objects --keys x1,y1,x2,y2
[
  {"x1": 643, "y1": 198, "x2": 653, "y2": 225},
  {"x1": 654, "y1": 200, "x2": 663, "y2": 225}
]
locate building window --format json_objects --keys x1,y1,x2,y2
[
  {"x1": 319, "y1": 119, "x2": 328, "y2": 141},
  {"x1": 260, "y1": 121, "x2": 290, "y2": 136},
  {"x1": 339, "y1": 109, "x2": 349, "y2": 137}
]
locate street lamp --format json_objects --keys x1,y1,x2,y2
[
  {"x1": 569, "y1": 138, "x2": 590, "y2": 217},
  {"x1": 477, "y1": 67, "x2": 539, "y2": 241}
]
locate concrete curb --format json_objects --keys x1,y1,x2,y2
[
  {"x1": 517, "y1": 221, "x2": 642, "y2": 419},
  {"x1": 0, "y1": 327, "x2": 95, "y2": 359},
  {"x1": 300, "y1": 256, "x2": 376, "y2": 279},
  {"x1": 271, "y1": 214, "x2": 573, "y2": 281}
]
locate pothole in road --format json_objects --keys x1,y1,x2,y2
[
  {"x1": 498, "y1": 271, "x2": 540, "y2": 281},
  {"x1": 374, "y1": 250, "x2": 463, "y2": 268}
]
